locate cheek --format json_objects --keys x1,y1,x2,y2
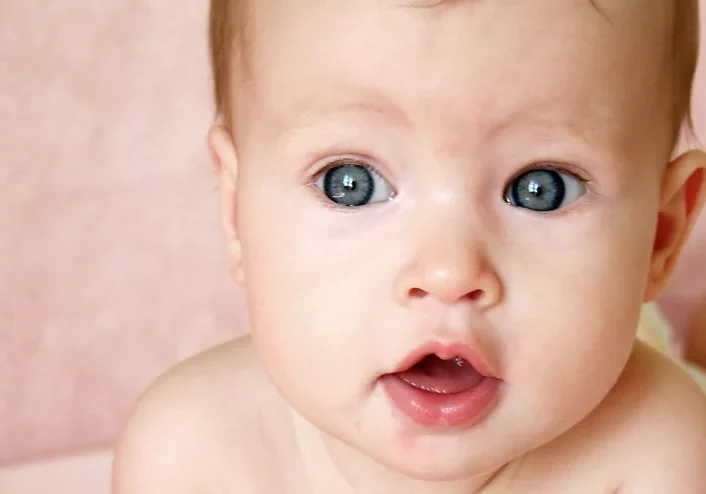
[
  {"x1": 501, "y1": 199, "x2": 657, "y2": 413},
  {"x1": 237, "y1": 190, "x2": 394, "y2": 412}
]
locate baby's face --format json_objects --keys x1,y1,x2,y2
[{"x1": 231, "y1": 0, "x2": 675, "y2": 480}]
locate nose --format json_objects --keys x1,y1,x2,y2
[{"x1": 393, "y1": 215, "x2": 503, "y2": 311}]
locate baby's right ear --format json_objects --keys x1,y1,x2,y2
[{"x1": 208, "y1": 125, "x2": 245, "y2": 285}]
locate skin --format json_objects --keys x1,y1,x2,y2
[{"x1": 113, "y1": 0, "x2": 706, "y2": 492}]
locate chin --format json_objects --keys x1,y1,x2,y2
[
  {"x1": 360, "y1": 436, "x2": 503, "y2": 483},
  {"x1": 398, "y1": 462, "x2": 484, "y2": 482}
]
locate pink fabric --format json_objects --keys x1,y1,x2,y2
[
  {"x1": 0, "y1": 0, "x2": 248, "y2": 466},
  {"x1": 0, "y1": 0, "x2": 705, "y2": 467},
  {"x1": 0, "y1": 450, "x2": 112, "y2": 494}
]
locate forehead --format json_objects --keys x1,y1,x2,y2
[{"x1": 238, "y1": 0, "x2": 674, "y2": 158}]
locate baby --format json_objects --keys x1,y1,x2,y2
[{"x1": 113, "y1": 0, "x2": 706, "y2": 492}]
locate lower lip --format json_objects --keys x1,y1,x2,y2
[{"x1": 380, "y1": 374, "x2": 501, "y2": 428}]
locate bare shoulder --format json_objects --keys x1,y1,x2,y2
[
  {"x1": 112, "y1": 335, "x2": 291, "y2": 494},
  {"x1": 511, "y1": 342, "x2": 706, "y2": 493},
  {"x1": 610, "y1": 342, "x2": 706, "y2": 492}
]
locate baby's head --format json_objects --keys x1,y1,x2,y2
[{"x1": 208, "y1": 0, "x2": 705, "y2": 482}]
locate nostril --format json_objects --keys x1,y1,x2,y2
[
  {"x1": 409, "y1": 288, "x2": 428, "y2": 299},
  {"x1": 408, "y1": 288, "x2": 485, "y2": 302},
  {"x1": 467, "y1": 289, "x2": 484, "y2": 302}
]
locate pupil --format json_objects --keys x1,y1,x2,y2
[
  {"x1": 323, "y1": 164, "x2": 374, "y2": 207},
  {"x1": 510, "y1": 169, "x2": 564, "y2": 212},
  {"x1": 342, "y1": 174, "x2": 356, "y2": 190},
  {"x1": 528, "y1": 181, "x2": 542, "y2": 196}
]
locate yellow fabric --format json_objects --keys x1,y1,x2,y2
[
  {"x1": 637, "y1": 303, "x2": 675, "y2": 356},
  {"x1": 638, "y1": 303, "x2": 706, "y2": 391}
]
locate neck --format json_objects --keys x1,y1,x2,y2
[{"x1": 290, "y1": 408, "x2": 509, "y2": 494}]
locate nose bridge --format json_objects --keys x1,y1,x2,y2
[
  {"x1": 397, "y1": 193, "x2": 501, "y2": 308},
  {"x1": 424, "y1": 202, "x2": 482, "y2": 290}
]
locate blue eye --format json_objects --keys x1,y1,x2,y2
[
  {"x1": 316, "y1": 162, "x2": 395, "y2": 207},
  {"x1": 505, "y1": 168, "x2": 585, "y2": 212}
]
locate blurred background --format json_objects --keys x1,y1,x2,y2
[{"x1": 1, "y1": 1, "x2": 706, "y2": 492}]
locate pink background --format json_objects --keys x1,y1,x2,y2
[{"x1": 1, "y1": 0, "x2": 705, "y2": 467}]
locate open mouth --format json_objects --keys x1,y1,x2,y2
[
  {"x1": 380, "y1": 342, "x2": 500, "y2": 428},
  {"x1": 396, "y1": 355, "x2": 485, "y2": 395}
]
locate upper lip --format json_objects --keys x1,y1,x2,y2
[{"x1": 391, "y1": 340, "x2": 496, "y2": 378}]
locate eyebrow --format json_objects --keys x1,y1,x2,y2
[
  {"x1": 274, "y1": 88, "x2": 410, "y2": 139},
  {"x1": 387, "y1": 0, "x2": 611, "y2": 19},
  {"x1": 488, "y1": 104, "x2": 629, "y2": 166},
  {"x1": 379, "y1": 0, "x2": 452, "y2": 8}
]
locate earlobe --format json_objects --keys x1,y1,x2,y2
[
  {"x1": 645, "y1": 150, "x2": 706, "y2": 301},
  {"x1": 208, "y1": 125, "x2": 246, "y2": 285}
]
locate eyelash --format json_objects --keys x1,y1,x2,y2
[
  {"x1": 506, "y1": 162, "x2": 591, "y2": 188},
  {"x1": 312, "y1": 156, "x2": 386, "y2": 179}
]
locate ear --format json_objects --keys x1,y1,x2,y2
[
  {"x1": 208, "y1": 125, "x2": 245, "y2": 285},
  {"x1": 644, "y1": 150, "x2": 706, "y2": 301}
]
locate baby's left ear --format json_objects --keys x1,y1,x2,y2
[{"x1": 645, "y1": 150, "x2": 706, "y2": 301}]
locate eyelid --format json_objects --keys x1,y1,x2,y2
[
  {"x1": 310, "y1": 156, "x2": 395, "y2": 185},
  {"x1": 311, "y1": 157, "x2": 369, "y2": 180},
  {"x1": 508, "y1": 162, "x2": 591, "y2": 184}
]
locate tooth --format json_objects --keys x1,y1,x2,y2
[{"x1": 454, "y1": 357, "x2": 466, "y2": 367}]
